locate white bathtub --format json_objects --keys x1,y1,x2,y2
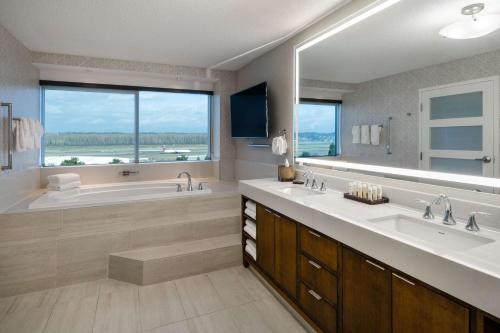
[{"x1": 28, "y1": 181, "x2": 212, "y2": 210}]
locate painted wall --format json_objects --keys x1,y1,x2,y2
[
  {"x1": 341, "y1": 48, "x2": 500, "y2": 171},
  {"x1": 0, "y1": 24, "x2": 40, "y2": 212},
  {"x1": 235, "y1": 0, "x2": 377, "y2": 179},
  {"x1": 31, "y1": 52, "x2": 237, "y2": 183}
]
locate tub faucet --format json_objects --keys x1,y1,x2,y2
[{"x1": 177, "y1": 171, "x2": 193, "y2": 191}]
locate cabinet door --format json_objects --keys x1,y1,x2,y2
[
  {"x1": 392, "y1": 273, "x2": 469, "y2": 333},
  {"x1": 256, "y1": 205, "x2": 275, "y2": 277},
  {"x1": 342, "y1": 248, "x2": 391, "y2": 333},
  {"x1": 274, "y1": 215, "x2": 297, "y2": 298}
]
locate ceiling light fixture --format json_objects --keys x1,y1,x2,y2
[{"x1": 439, "y1": 3, "x2": 500, "y2": 39}]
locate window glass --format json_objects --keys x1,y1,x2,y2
[
  {"x1": 139, "y1": 91, "x2": 210, "y2": 162},
  {"x1": 295, "y1": 102, "x2": 339, "y2": 157},
  {"x1": 43, "y1": 88, "x2": 135, "y2": 166}
]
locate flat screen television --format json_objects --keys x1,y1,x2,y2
[{"x1": 230, "y1": 82, "x2": 268, "y2": 138}]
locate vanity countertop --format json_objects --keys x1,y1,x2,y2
[{"x1": 239, "y1": 178, "x2": 500, "y2": 317}]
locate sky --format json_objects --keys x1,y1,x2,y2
[
  {"x1": 44, "y1": 89, "x2": 210, "y2": 133},
  {"x1": 296, "y1": 103, "x2": 337, "y2": 133}
]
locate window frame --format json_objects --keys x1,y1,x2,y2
[
  {"x1": 40, "y1": 81, "x2": 213, "y2": 167},
  {"x1": 295, "y1": 98, "x2": 342, "y2": 158}
]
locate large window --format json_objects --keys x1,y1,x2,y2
[
  {"x1": 294, "y1": 99, "x2": 340, "y2": 158},
  {"x1": 42, "y1": 83, "x2": 211, "y2": 166}
]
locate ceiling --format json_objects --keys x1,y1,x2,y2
[
  {"x1": 300, "y1": 0, "x2": 500, "y2": 83},
  {"x1": 0, "y1": 0, "x2": 345, "y2": 71}
]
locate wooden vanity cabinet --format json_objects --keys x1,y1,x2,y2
[
  {"x1": 342, "y1": 247, "x2": 391, "y2": 333},
  {"x1": 392, "y1": 272, "x2": 469, "y2": 333},
  {"x1": 256, "y1": 205, "x2": 275, "y2": 277}
]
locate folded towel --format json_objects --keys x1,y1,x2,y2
[
  {"x1": 47, "y1": 173, "x2": 81, "y2": 185},
  {"x1": 245, "y1": 244, "x2": 257, "y2": 260},
  {"x1": 244, "y1": 224, "x2": 257, "y2": 239},
  {"x1": 246, "y1": 239, "x2": 256, "y2": 251},
  {"x1": 47, "y1": 181, "x2": 81, "y2": 191},
  {"x1": 244, "y1": 208, "x2": 256, "y2": 220},
  {"x1": 361, "y1": 125, "x2": 370, "y2": 144},
  {"x1": 245, "y1": 200, "x2": 256, "y2": 211},
  {"x1": 352, "y1": 126, "x2": 360, "y2": 144},
  {"x1": 245, "y1": 218, "x2": 256, "y2": 229},
  {"x1": 370, "y1": 124, "x2": 381, "y2": 146}
]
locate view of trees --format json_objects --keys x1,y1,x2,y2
[{"x1": 45, "y1": 132, "x2": 208, "y2": 146}]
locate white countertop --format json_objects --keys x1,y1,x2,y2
[{"x1": 239, "y1": 178, "x2": 500, "y2": 317}]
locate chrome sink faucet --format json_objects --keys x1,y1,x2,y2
[
  {"x1": 303, "y1": 170, "x2": 314, "y2": 187},
  {"x1": 434, "y1": 194, "x2": 456, "y2": 225},
  {"x1": 416, "y1": 199, "x2": 435, "y2": 220},
  {"x1": 465, "y1": 211, "x2": 491, "y2": 232},
  {"x1": 177, "y1": 171, "x2": 193, "y2": 191}
]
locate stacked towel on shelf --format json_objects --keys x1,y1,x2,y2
[
  {"x1": 370, "y1": 124, "x2": 382, "y2": 146},
  {"x1": 244, "y1": 200, "x2": 256, "y2": 219},
  {"x1": 352, "y1": 126, "x2": 360, "y2": 144},
  {"x1": 245, "y1": 239, "x2": 257, "y2": 260},
  {"x1": 47, "y1": 173, "x2": 81, "y2": 191},
  {"x1": 272, "y1": 135, "x2": 287, "y2": 155},
  {"x1": 13, "y1": 118, "x2": 44, "y2": 152},
  {"x1": 361, "y1": 125, "x2": 370, "y2": 144},
  {"x1": 243, "y1": 219, "x2": 257, "y2": 239}
]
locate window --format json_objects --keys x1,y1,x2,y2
[
  {"x1": 294, "y1": 99, "x2": 341, "y2": 158},
  {"x1": 42, "y1": 83, "x2": 212, "y2": 167}
]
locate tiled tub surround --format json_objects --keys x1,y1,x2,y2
[
  {"x1": 0, "y1": 181, "x2": 241, "y2": 297},
  {"x1": 239, "y1": 177, "x2": 500, "y2": 318}
]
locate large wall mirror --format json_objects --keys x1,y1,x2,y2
[{"x1": 295, "y1": 0, "x2": 500, "y2": 193}]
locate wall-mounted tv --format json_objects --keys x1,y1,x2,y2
[{"x1": 230, "y1": 82, "x2": 268, "y2": 138}]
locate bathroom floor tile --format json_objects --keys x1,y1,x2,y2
[{"x1": 175, "y1": 273, "x2": 226, "y2": 318}]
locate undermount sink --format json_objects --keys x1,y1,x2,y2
[
  {"x1": 369, "y1": 214, "x2": 494, "y2": 251},
  {"x1": 274, "y1": 186, "x2": 325, "y2": 197}
]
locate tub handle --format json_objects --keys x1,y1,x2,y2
[
  {"x1": 176, "y1": 184, "x2": 183, "y2": 192},
  {"x1": 198, "y1": 182, "x2": 208, "y2": 190}
]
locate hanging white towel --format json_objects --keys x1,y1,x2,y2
[
  {"x1": 18, "y1": 118, "x2": 31, "y2": 151},
  {"x1": 352, "y1": 126, "x2": 360, "y2": 144},
  {"x1": 33, "y1": 120, "x2": 44, "y2": 149},
  {"x1": 361, "y1": 125, "x2": 370, "y2": 145},
  {"x1": 13, "y1": 120, "x2": 24, "y2": 152},
  {"x1": 370, "y1": 125, "x2": 381, "y2": 146},
  {"x1": 272, "y1": 135, "x2": 287, "y2": 155}
]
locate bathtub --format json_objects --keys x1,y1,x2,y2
[{"x1": 28, "y1": 181, "x2": 212, "y2": 210}]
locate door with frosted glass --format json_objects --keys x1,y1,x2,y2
[{"x1": 420, "y1": 78, "x2": 497, "y2": 177}]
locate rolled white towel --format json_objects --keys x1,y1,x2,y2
[
  {"x1": 245, "y1": 218, "x2": 256, "y2": 229},
  {"x1": 244, "y1": 224, "x2": 257, "y2": 239},
  {"x1": 352, "y1": 125, "x2": 360, "y2": 144},
  {"x1": 361, "y1": 125, "x2": 370, "y2": 144},
  {"x1": 245, "y1": 244, "x2": 257, "y2": 260},
  {"x1": 370, "y1": 124, "x2": 381, "y2": 146},
  {"x1": 47, "y1": 173, "x2": 81, "y2": 185},
  {"x1": 47, "y1": 181, "x2": 81, "y2": 191},
  {"x1": 246, "y1": 238, "x2": 256, "y2": 250},
  {"x1": 245, "y1": 200, "x2": 256, "y2": 212},
  {"x1": 244, "y1": 208, "x2": 256, "y2": 220}
]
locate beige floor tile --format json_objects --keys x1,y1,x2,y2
[
  {"x1": 139, "y1": 281, "x2": 186, "y2": 331},
  {"x1": 99, "y1": 278, "x2": 138, "y2": 295},
  {"x1": 146, "y1": 320, "x2": 192, "y2": 333},
  {"x1": 228, "y1": 301, "x2": 273, "y2": 333},
  {"x1": 0, "y1": 305, "x2": 53, "y2": 333},
  {"x1": 93, "y1": 288, "x2": 141, "y2": 333},
  {"x1": 43, "y1": 297, "x2": 98, "y2": 333},
  {"x1": 232, "y1": 266, "x2": 272, "y2": 300},
  {"x1": 253, "y1": 297, "x2": 307, "y2": 333},
  {"x1": 187, "y1": 309, "x2": 239, "y2": 333},
  {"x1": 175, "y1": 274, "x2": 225, "y2": 318},
  {"x1": 7, "y1": 288, "x2": 61, "y2": 313},
  {"x1": 207, "y1": 268, "x2": 253, "y2": 307},
  {"x1": 0, "y1": 296, "x2": 15, "y2": 320},
  {"x1": 55, "y1": 279, "x2": 101, "y2": 303}
]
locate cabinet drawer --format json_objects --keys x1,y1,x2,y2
[
  {"x1": 299, "y1": 283, "x2": 337, "y2": 333},
  {"x1": 300, "y1": 226, "x2": 338, "y2": 271},
  {"x1": 300, "y1": 255, "x2": 337, "y2": 305}
]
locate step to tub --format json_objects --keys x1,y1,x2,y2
[{"x1": 108, "y1": 234, "x2": 242, "y2": 285}]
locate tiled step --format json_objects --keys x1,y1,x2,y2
[{"x1": 108, "y1": 234, "x2": 242, "y2": 285}]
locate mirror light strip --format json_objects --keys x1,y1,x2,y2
[{"x1": 296, "y1": 157, "x2": 500, "y2": 188}]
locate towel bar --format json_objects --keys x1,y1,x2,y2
[
  {"x1": 1, "y1": 102, "x2": 13, "y2": 171},
  {"x1": 386, "y1": 116, "x2": 393, "y2": 155}
]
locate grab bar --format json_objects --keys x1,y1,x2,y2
[
  {"x1": 1, "y1": 102, "x2": 13, "y2": 171},
  {"x1": 386, "y1": 116, "x2": 392, "y2": 155}
]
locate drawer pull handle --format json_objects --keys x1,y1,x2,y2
[
  {"x1": 308, "y1": 230, "x2": 321, "y2": 238},
  {"x1": 273, "y1": 213, "x2": 281, "y2": 218},
  {"x1": 308, "y1": 260, "x2": 322, "y2": 269},
  {"x1": 308, "y1": 289, "x2": 322, "y2": 301},
  {"x1": 393, "y1": 273, "x2": 415, "y2": 286},
  {"x1": 365, "y1": 259, "x2": 385, "y2": 271},
  {"x1": 264, "y1": 209, "x2": 272, "y2": 214}
]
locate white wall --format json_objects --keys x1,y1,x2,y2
[{"x1": 0, "y1": 24, "x2": 40, "y2": 212}]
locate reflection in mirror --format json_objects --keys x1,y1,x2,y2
[{"x1": 296, "y1": 0, "x2": 500, "y2": 192}]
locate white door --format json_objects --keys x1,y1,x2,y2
[{"x1": 420, "y1": 77, "x2": 498, "y2": 177}]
